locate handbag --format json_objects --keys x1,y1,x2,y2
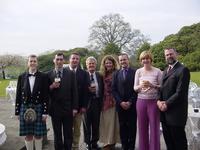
[{"x1": 24, "y1": 107, "x2": 37, "y2": 123}]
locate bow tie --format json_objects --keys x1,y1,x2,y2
[{"x1": 28, "y1": 73, "x2": 36, "y2": 77}]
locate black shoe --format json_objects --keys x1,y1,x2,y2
[
  {"x1": 86, "y1": 144, "x2": 92, "y2": 150},
  {"x1": 92, "y1": 144, "x2": 101, "y2": 150}
]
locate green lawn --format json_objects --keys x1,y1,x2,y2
[
  {"x1": 0, "y1": 79, "x2": 10, "y2": 97},
  {"x1": 0, "y1": 79, "x2": 17, "y2": 97},
  {"x1": 190, "y1": 72, "x2": 200, "y2": 86}
]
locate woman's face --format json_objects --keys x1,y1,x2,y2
[
  {"x1": 105, "y1": 59, "x2": 114, "y2": 71},
  {"x1": 141, "y1": 57, "x2": 152, "y2": 66}
]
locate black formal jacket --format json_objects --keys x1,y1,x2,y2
[
  {"x1": 112, "y1": 67, "x2": 137, "y2": 110},
  {"x1": 66, "y1": 66, "x2": 88, "y2": 111},
  {"x1": 159, "y1": 62, "x2": 190, "y2": 126},
  {"x1": 15, "y1": 71, "x2": 48, "y2": 115},
  {"x1": 47, "y1": 68, "x2": 78, "y2": 116},
  {"x1": 86, "y1": 71, "x2": 104, "y2": 109}
]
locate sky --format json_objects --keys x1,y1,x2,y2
[{"x1": 0, "y1": 0, "x2": 199, "y2": 56}]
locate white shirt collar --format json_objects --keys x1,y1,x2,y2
[{"x1": 69, "y1": 66, "x2": 77, "y2": 72}]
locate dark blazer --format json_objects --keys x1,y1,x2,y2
[
  {"x1": 86, "y1": 71, "x2": 104, "y2": 108},
  {"x1": 47, "y1": 68, "x2": 78, "y2": 116},
  {"x1": 112, "y1": 67, "x2": 137, "y2": 110},
  {"x1": 15, "y1": 71, "x2": 48, "y2": 115},
  {"x1": 66, "y1": 66, "x2": 88, "y2": 111},
  {"x1": 159, "y1": 62, "x2": 190, "y2": 126}
]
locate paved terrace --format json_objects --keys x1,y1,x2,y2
[{"x1": 0, "y1": 98, "x2": 167, "y2": 150}]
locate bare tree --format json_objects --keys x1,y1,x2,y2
[
  {"x1": 0, "y1": 55, "x2": 26, "y2": 79},
  {"x1": 88, "y1": 13, "x2": 149, "y2": 55}
]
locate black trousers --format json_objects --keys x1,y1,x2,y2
[
  {"x1": 161, "y1": 122, "x2": 187, "y2": 150},
  {"x1": 51, "y1": 112, "x2": 73, "y2": 150},
  {"x1": 118, "y1": 107, "x2": 137, "y2": 150},
  {"x1": 83, "y1": 98, "x2": 101, "y2": 147}
]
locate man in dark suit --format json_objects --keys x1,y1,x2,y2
[
  {"x1": 47, "y1": 53, "x2": 78, "y2": 150},
  {"x1": 66, "y1": 52, "x2": 88, "y2": 150},
  {"x1": 83, "y1": 56, "x2": 103, "y2": 150},
  {"x1": 157, "y1": 48, "x2": 190, "y2": 150},
  {"x1": 15, "y1": 54, "x2": 48, "y2": 150},
  {"x1": 112, "y1": 53, "x2": 137, "y2": 150}
]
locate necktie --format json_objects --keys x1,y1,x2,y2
[
  {"x1": 57, "y1": 71, "x2": 61, "y2": 78},
  {"x1": 167, "y1": 66, "x2": 172, "y2": 74},
  {"x1": 123, "y1": 69, "x2": 127, "y2": 80},
  {"x1": 90, "y1": 74, "x2": 94, "y2": 82},
  {"x1": 72, "y1": 69, "x2": 76, "y2": 74}
]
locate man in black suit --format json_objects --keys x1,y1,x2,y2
[
  {"x1": 66, "y1": 52, "x2": 88, "y2": 150},
  {"x1": 83, "y1": 56, "x2": 103, "y2": 150},
  {"x1": 112, "y1": 53, "x2": 137, "y2": 150},
  {"x1": 15, "y1": 54, "x2": 48, "y2": 150},
  {"x1": 157, "y1": 48, "x2": 190, "y2": 150},
  {"x1": 48, "y1": 53, "x2": 78, "y2": 150}
]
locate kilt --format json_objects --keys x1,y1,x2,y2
[{"x1": 19, "y1": 104, "x2": 47, "y2": 137}]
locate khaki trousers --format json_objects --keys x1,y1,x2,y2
[{"x1": 72, "y1": 113, "x2": 82, "y2": 149}]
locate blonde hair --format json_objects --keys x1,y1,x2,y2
[
  {"x1": 139, "y1": 51, "x2": 153, "y2": 62},
  {"x1": 99, "y1": 55, "x2": 120, "y2": 77}
]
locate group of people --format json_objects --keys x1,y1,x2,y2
[{"x1": 15, "y1": 48, "x2": 190, "y2": 150}]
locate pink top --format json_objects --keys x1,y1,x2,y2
[{"x1": 134, "y1": 67, "x2": 162, "y2": 100}]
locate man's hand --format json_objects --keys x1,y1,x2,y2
[
  {"x1": 80, "y1": 107, "x2": 86, "y2": 114},
  {"x1": 88, "y1": 86, "x2": 96, "y2": 93},
  {"x1": 120, "y1": 101, "x2": 131, "y2": 110},
  {"x1": 157, "y1": 100, "x2": 167, "y2": 112},
  {"x1": 42, "y1": 115, "x2": 48, "y2": 122},
  {"x1": 49, "y1": 82, "x2": 60, "y2": 89},
  {"x1": 73, "y1": 109, "x2": 78, "y2": 117}
]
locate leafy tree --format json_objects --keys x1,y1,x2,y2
[
  {"x1": 102, "y1": 43, "x2": 120, "y2": 55},
  {"x1": 182, "y1": 50, "x2": 200, "y2": 71},
  {"x1": 0, "y1": 55, "x2": 26, "y2": 79},
  {"x1": 88, "y1": 13, "x2": 148, "y2": 56},
  {"x1": 150, "y1": 22, "x2": 200, "y2": 71}
]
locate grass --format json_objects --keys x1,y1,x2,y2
[
  {"x1": 0, "y1": 71, "x2": 199, "y2": 98},
  {"x1": 0, "y1": 79, "x2": 16, "y2": 97},
  {"x1": 190, "y1": 72, "x2": 200, "y2": 86}
]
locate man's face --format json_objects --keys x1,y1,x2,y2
[
  {"x1": 119, "y1": 54, "x2": 129, "y2": 69},
  {"x1": 54, "y1": 55, "x2": 64, "y2": 69},
  {"x1": 28, "y1": 57, "x2": 38, "y2": 71},
  {"x1": 69, "y1": 54, "x2": 80, "y2": 68},
  {"x1": 164, "y1": 49, "x2": 177, "y2": 65},
  {"x1": 86, "y1": 59, "x2": 96, "y2": 73}
]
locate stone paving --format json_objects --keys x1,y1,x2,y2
[{"x1": 0, "y1": 98, "x2": 167, "y2": 150}]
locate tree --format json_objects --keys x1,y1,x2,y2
[
  {"x1": 0, "y1": 55, "x2": 26, "y2": 79},
  {"x1": 102, "y1": 42, "x2": 121, "y2": 55},
  {"x1": 88, "y1": 13, "x2": 148, "y2": 56}
]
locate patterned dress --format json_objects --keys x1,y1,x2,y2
[{"x1": 99, "y1": 74, "x2": 120, "y2": 145}]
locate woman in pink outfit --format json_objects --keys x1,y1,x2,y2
[{"x1": 134, "y1": 51, "x2": 162, "y2": 150}]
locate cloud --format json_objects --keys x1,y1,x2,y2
[{"x1": 0, "y1": 0, "x2": 199, "y2": 55}]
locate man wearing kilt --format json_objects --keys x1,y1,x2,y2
[{"x1": 15, "y1": 54, "x2": 48, "y2": 150}]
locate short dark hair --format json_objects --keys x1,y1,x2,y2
[
  {"x1": 69, "y1": 52, "x2": 80, "y2": 59},
  {"x1": 164, "y1": 48, "x2": 177, "y2": 53},
  {"x1": 55, "y1": 52, "x2": 65, "y2": 58},
  {"x1": 118, "y1": 53, "x2": 129, "y2": 59},
  {"x1": 28, "y1": 54, "x2": 37, "y2": 58}
]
